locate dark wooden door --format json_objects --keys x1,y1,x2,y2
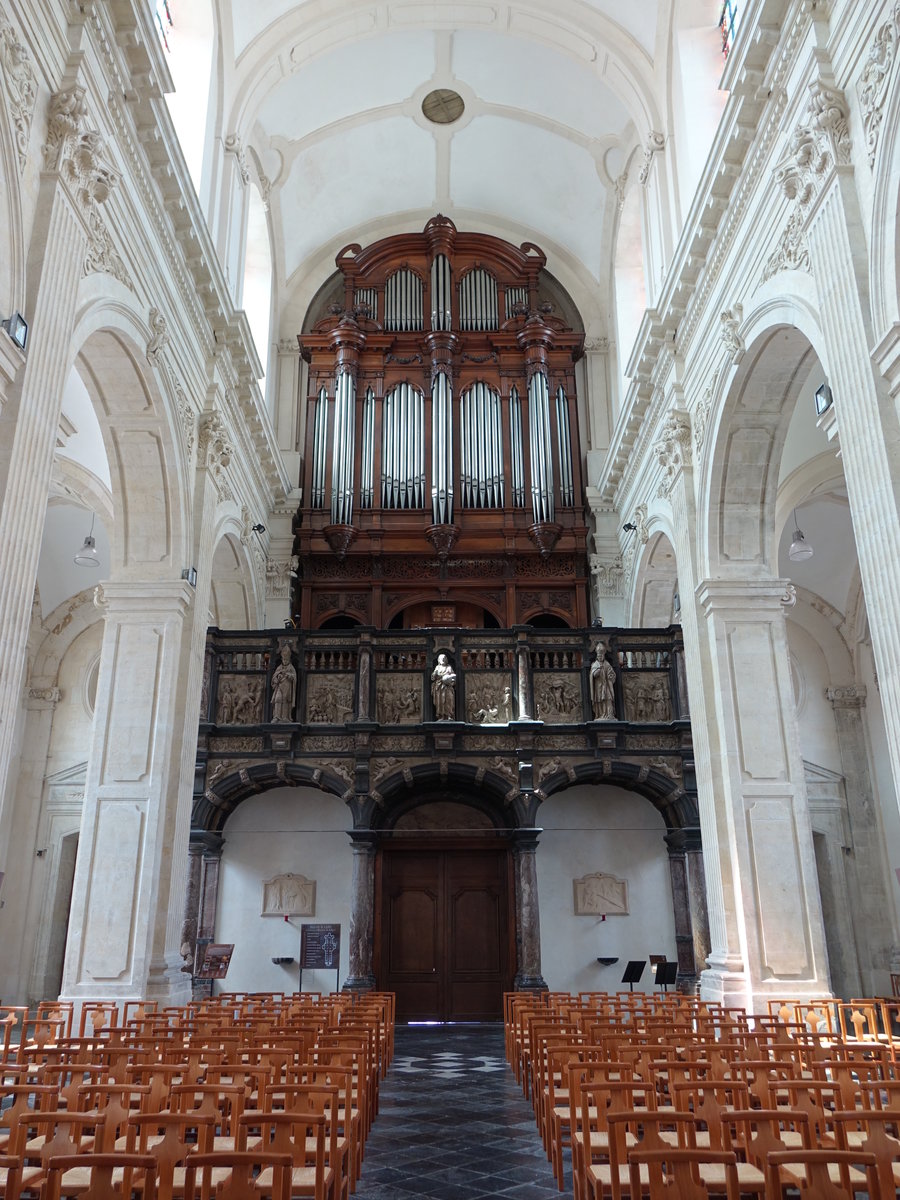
[{"x1": 378, "y1": 846, "x2": 513, "y2": 1021}]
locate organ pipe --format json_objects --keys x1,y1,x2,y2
[
  {"x1": 510, "y1": 386, "x2": 525, "y2": 506},
  {"x1": 330, "y1": 370, "x2": 356, "y2": 525},
  {"x1": 556, "y1": 385, "x2": 574, "y2": 506},
  {"x1": 353, "y1": 287, "x2": 378, "y2": 322},
  {"x1": 460, "y1": 383, "x2": 504, "y2": 508},
  {"x1": 382, "y1": 383, "x2": 425, "y2": 508},
  {"x1": 430, "y1": 255, "x2": 452, "y2": 331},
  {"x1": 360, "y1": 387, "x2": 375, "y2": 508},
  {"x1": 528, "y1": 370, "x2": 554, "y2": 523},
  {"x1": 385, "y1": 269, "x2": 424, "y2": 331},
  {"x1": 311, "y1": 386, "x2": 329, "y2": 508},
  {"x1": 459, "y1": 269, "x2": 498, "y2": 331}
]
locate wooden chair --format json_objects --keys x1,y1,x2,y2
[
  {"x1": 237, "y1": 1112, "x2": 331, "y2": 1200},
  {"x1": 627, "y1": 1147, "x2": 741, "y2": 1200},
  {"x1": 0, "y1": 1155, "x2": 22, "y2": 1200},
  {"x1": 43, "y1": 1153, "x2": 157, "y2": 1200},
  {"x1": 125, "y1": 1111, "x2": 219, "y2": 1198},
  {"x1": 833, "y1": 1107, "x2": 900, "y2": 1198},
  {"x1": 183, "y1": 1151, "x2": 292, "y2": 1200},
  {"x1": 763, "y1": 1148, "x2": 881, "y2": 1199}
]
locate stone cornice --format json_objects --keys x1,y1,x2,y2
[{"x1": 600, "y1": 0, "x2": 815, "y2": 504}]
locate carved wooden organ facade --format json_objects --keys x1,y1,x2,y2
[{"x1": 294, "y1": 217, "x2": 589, "y2": 630}]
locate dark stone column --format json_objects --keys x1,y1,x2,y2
[
  {"x1": 194, "y1": 832, "x2": 224, "y2": 1000},
  {"x1": 665, "y1": 827, "x2": 710, "y2": 994},
  {"x1": 344, "y1": 831, "x2": 378, "y2": 992},
  {"x1": 511, "y1": 828, "x2": 547, "y2": 990}
]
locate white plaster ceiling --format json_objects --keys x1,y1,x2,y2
[{"x1": 228, "y1": 2, "x2": 667, "y2": 294}]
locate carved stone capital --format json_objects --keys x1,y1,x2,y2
[
  {"x1": 638, "y1": 130, "x2": 665, "y2": 185},
  {"x1": 224, "y1": 132, "x2": 250, "y2": 185},
  {"x1": 654, "y1": 409, "x2": 692, "y2": 498},
  {"x1": 265, "y1": 558, "x2": 297, "y2": 600},
  {"x1": 826, "y1": 684, "x2": 867, "y2": 708},
  {"x1": 26, "y1": 685, "x2": 60, "y2": 709},
  {"x1": 589, "y1": 555, "x2": 625, "y2": 598}
]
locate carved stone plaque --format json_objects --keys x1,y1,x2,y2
[
  {"x1": 375, "y1": 675, "x2": 422, "y2": 724},
  {"x1": 573, "y1": 872, "x2": 628, "y2": 916},
  {"x1": 261, "y1": 873, "x2": 316, "y2": 917},
  {"x1": 622, "y1": 672, "x2": 671, "y2": 722},
  {"x1": 534, "y1": 673, "x2": 582, "y2": 723},
  {"x1": 306, "y1": 677, "x2": 354, "y2": 724},
  {"x1": 465, "y1": 672, "x2": 514, "y2": 723}
]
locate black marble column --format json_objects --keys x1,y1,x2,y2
[
  {"x1": 665, "y1": 827, "x2": 710, "y2": 994},
  {"x1": 511, "y1": 828, "x2": 547, "y2": 990},
  {"x1": 194, "y1": 832, "x2": 224, "y2": 1000},
  {"x1": 344, "y1": 831, "x2": 378, "y2": 991}
]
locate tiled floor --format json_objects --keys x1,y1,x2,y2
[{"x1": 354, "y1": 1023, "x2": 560, "y2": 1199}]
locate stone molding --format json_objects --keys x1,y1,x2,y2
[
  {"x1": 0, "y1": 9, "x2": 37, "y2": 170},
  {"x1": 224, "y1": 133, "x2": 250, "y2": 185},
  {"x1": 719, "y1": 305, "x2": 745, "y2": 362},
  {"x1": 826, "y1": 684, "x2": 867, "y2": 708},
  {"x1": 857, "y1": 4, "x2": 900, "y2": 169},
  {"x1": 654, "y1": 408, "x2": 692, "y2": 499},
  {"x1": 198, "y1": 412, "x2": 234, "y2": 502},
  {"x1": 589, "y1": 555, "x2": 625, "y2": 598},
  {"x1": 638, "y1": 131, "x2": 665, "y2": 185},
  {"x1": 265, "y1": 557, "x2": 298, "y2": 601},
  {"x1": 146, "y1": 308, "x2": 170, "y2": 365}
]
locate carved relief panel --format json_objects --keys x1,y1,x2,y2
[
  {"x1": 465, "y1": 672, "x2": 514, "y2": 723},
  {"x1": 305, "y1": 676, "x2": 354, "y2": 724},
  {"x1": 375, "y1": 675, "x2": 422, "y2": 724},
  {"x1": 216, "y1": 675, "x2": 264, "y2": 725},
  {"x1": 621, "y1": 672, "x2": 671, "y2": 722},
  {"x1": 534, "y1": 672, "x2": 582, "y2": 723}
]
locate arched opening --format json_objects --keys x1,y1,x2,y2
[
  {"x1": 632, "y1": 532, "x2": 679, "y2": 627},
  {"x1": 209, "y1": 533, "x2": 257, "y2": 629},
  {"x1": 526, "y1": 612, "x2": 572, "y2": 629},
  {"x1": 318, "y1": 613, "x2": 363, "y2": 630}
]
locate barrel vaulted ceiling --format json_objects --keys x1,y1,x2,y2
[{"x1": 219, "y1": 0, "x2": 684, "y2": 317}]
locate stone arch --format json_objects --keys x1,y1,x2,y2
[
  {"x1": 631, "y1": 530, "x2": 679, "y2": 627},
  {"x1": 67, "y1": 303, "x2": 190, "y2": 574},
  {"x1": 193, "y1": 760, "x2": 349, "y2": 833},
  {"x1": 209, "y1": 525, "x2": 263, "y2": 630},
  {"x1": 538, "y1": 760, "x2": 699, "y2": 835},
  {"x1": 702, "y1": 304, "x2": 829, "y2": 578}
]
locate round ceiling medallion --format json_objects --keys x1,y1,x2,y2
[{"x1": 422, "y1": 88, "x2": 465, "y2": 125}]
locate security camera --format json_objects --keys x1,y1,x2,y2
[
  {"x1": 252, "y1": 523, "x2": 266, "y2": 534},
  {"x1": 622, "y1": 522, "x2": 637, "y2": 533}
]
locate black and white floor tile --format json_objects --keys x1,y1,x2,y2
[{"x1": 354, "y1": 1024, "x2": 560, "y2": 1200}]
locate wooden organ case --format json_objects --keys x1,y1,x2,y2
[{"x1": 294, "y1": 216, "x2": 589, "y2": 630}]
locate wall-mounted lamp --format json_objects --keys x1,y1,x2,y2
[
  {"x1": 181, "y1": 566, "x2": 198, "y2": 588},
  {"x1": 788, "y1": 508, "x2": 814, "y2": 562},
  {"x1": 0, "y1": 312, "x2": 27, "y2": 350},
  {"x1": 815, "y1": 383, "x2": 833, "y2": 416},
  {"x1": 252, "y1": 523, "x2": 266, "y2": 534},
  {"x1": 74, "y1": 514, "x2": 100, "y2": 568},
  {"x1": 622, "y1": 522, "x2": 637, "y2": 533}
]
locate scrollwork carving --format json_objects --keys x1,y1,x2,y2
[
  {"x1": 719, "y1": 306, "x2": 745, "y2": 361},
  {"x1": 654, "y1": 408, "x2": 692, "y2": 499},
  {"x1": 858, "y1": 5, "x2": 900, "y2": 168},
  {"x1": 0, "y1": 10, "x2": 37, "y2": 170}
]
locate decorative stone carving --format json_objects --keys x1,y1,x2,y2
[
  {"x1": 375, "y1": 676, "x2": 422, "y2": 724},
  {"x1": 430, "y1": 653, "x2": 457, "y2": 720},
  {"x1": 216, "y1": 675, "x2": 264, "y2": 725},
  {"x1": 534, "y1": 673, "x2": 581, "y2": 723},
  {"x1": 589, "y1": 643, "x2": 617, "y2": 720},
  {"x1": 172, "y1": 377, "x2": 196, "y2": 462},
  {"x1": 146, "y1": 308, "x2": 170, "y2": 365},
  {"x1": 224, "y1": 132, "x2": 251, "y2": 184},
  {"x1": 83, "y1": 205, "x2": 133, "y2": 289},
  {"x1": 270, "y1": 644, "x2": 297, "y2": 722},
  {"x1": 858, "y1": 5, "x2": 900, "y2": 168},
  {"x1": 762, "y1": 204, "x2": 812, "y2": 281},
  {"x1": 371, "y1": 757, "x2": 405, "y2": 784},
  {"x1": 692, "y1": 370, "x2": 718, "y2": 454},
  {"x1": 302, "y1": 735, "x2": 355, "y2": 753},
  {"x1": 719, "y1": 306, "x2": 745, "y2": 361},
  {"x1": 780, "y1": 583, "x2": 798, "y2": 608},
  {"x1": 654, "y1": 408, "x2": 692, "y2": 499},
  {"x1": 638, "y1": 131, "x2": 665, "y2": 185},
  {"x1": 826, "y1": 684, "x2": 867, "y2": 708},
  {"x1": 622, "y1": 673, "x2": 671, "y2": 722},
  {"x1": 306, "y1": 677, "x2": 354, "y2": 724},
  {"x1": 589, "y1": 556, "x2": 625, "y2": 599},
  {"x1": 536, "y1": 757, "x2": 563, "y2": 784},
  {"x1": 198, "y1": 412, "x2": 234, "y2": 501},
  {"x1": 26, "y1": 686, "x2": 60, "y2": 707},
  {"x1": 209, "y1": 736, "x2": 263, "y2": 752},
  {"x1": 0, "y1": 10, "x2": 37, "y2": 170},
  {"x1": 573, "y1": 872, "x2": 628, "y2": 916},
  {"x1": 626, "y1": 733, "x2": 680, "y2": 749},
  {"x1": 43, "y1": 86, "x2": 90, "y2": 173},
  {"x1": 319, "y1": 759, "x2": 353, "y2": 784},
  {"x1": 257, "y1": 170, "x2": 272, "y2": 209},
  {"x1": 266, "y1": 558, "x2": 298, "y2": 601},
  {"x1": 261, "y1": 874, "x2": 315, "y2": 917},
  {"x1": 487, "y1": 756, "x2": 517, "y2": 784},
  {"x1": 465, "y1": 674, "x2": 514, "y2": 724},
  {"x1": 583, "y1": 336, "x2": 610, "y2": 354},
  {"x1": 614, "y1": 171, "x2": 628, "y2": 212}
]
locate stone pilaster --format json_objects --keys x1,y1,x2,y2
[
  {"x1": 511, "y1": 828, "x2": 547, "y2": 990},
  {"x1": 0, "y1": 88, "x2": 118, "y2": 854},
  {"x1": 344, "y1": 832, "x2": 377, "y2": 991},
  {"x1": 826, "y1": 684, "x2": 898, "y2": 993},
  {"x1": 60, "y1": 580, "x2": 196, "y2": 1006}
]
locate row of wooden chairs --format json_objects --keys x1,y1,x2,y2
[
  {"x1": 505, "y1": 989, "x2": 900, "y2": 1198},
  {"x1": 0, "y1": 991, "x2": 395, "y2": 1200}
]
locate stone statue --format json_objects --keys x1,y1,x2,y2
[
  {"x1": 270, "y1": 644, "x2": 297, "y2": 722},
  {"x1": 590, "y1": 644, "x2": 617, "y2": 721},
  {"x1": 431, "y1": 652, "x2": 457, "y2": 720}
]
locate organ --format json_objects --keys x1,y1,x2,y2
[{"x1": 293, "y1": 216, "x2": 589, "y2": 630}]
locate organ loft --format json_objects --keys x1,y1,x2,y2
[{"x1": 293, "y1": 216, "x2": 590, "y2": 631}]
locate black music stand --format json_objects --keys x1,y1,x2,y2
[
  {"x1": 622, "y1": 960, "x2": 646, "y2": 993},
  {"x1": 655, "y1": 960, "x2": 679, "y2": 992}
]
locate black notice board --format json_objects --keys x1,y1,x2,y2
[{"x1": 299, "y1": 923, "x2": 341, "y2": 991}]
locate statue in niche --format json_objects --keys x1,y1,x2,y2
[
  {"x1": 217, "y1": 678, "x2": 236, "y2": 724},
  {"x1": 270, "y1": 644, "x2": 297, "y2": 722},
  {"x1": 431, "y1": 652, "x2": 457, "y2": 720},
  {"x1": 590, "y1": 643, "x2": 617, "y2": 721}
]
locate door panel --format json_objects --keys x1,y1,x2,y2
[{"x1": 379, "y1": 845, "x2": 512, "y2": 1021}]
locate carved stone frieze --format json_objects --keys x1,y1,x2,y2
[
  {"x1": 536, "y1": 757, "x2": 565, "y2": 784},
  {"x1": 622, "y1": 673, "x2": 671, "y2": 723},
  {"x1": 318, "y1": 758, "x2": 353, "y2": 784},
  {"x1": 371, "y1": 735, "x2": 425, "y2": 752},
  {"x1": 371, "y1": 756, "x2": 406, "y2": 784},
  {"x1": 761, "y1": 204, "x2": 812, "y2": 281},
  {"x1": 589, "y1": 555, "x2": 625, "y2": 600},
  {"x1": 465, "y1": 673, "x2": 514, "y2": 724},
  {"x1": 302, "y1": 735, "x2": 355, "y2": 752},
  {"x1": 0, "y1": 10, "x2": 37, "y2": 170},
  {"x1": 83, "y1": 204, "x2": 133, "y2": 289},
  {"x1": 27, "y1": 686, "x2": 61, "y2": 707},
  {"x1": 461, "y1": 735, "x2": 516, "y2": 750},
  {"x1": 376, "y1": 676, "x2": 422, "y2": 724},
  {"x1": 623, "y1": 755, "x2": 681, "y2": 781},
  {"x1": 487, "y1": 756, "x2": 517, "y2": 783},
  {"x1": 858, "y1": 5, "x2": 900, "y2": 168},
  {"x1": 533, "y1": 673, "x2": 582, "y2": 723},
  {"x1": 825, "y1": 684, "x2": 867, "y2": 708},
  {"x1": 261, "y1": 874, "x2": 315, "y2": 916},
  {"x1": 207, "y1": 757, "x2": 257, "y2": 784},
  {"x1": 209, "y1": 736, "x2": 264, "y2": 753},
  {"x1": 216, "y1": 676, "x2": 264, "y2": 725},
  {"x1": 535, "y1": 734, "x2": 588, "y2": 750},
  {"x1": 654, "y1": 408, "x2": 692, "y2": 499},
  {"x1": 625, "y1": 733, "x2": 680, "y2": 749},
  {"x1": 306, "y1": 676, "x2": 354, "y2": 724}
]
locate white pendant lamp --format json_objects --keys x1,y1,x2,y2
[
  {"x1": 788, "y1": 508, "x2": 813, "y2": 562},
  {"x1": 74, "y1": 513, "x2": 100, "y2": 568}
]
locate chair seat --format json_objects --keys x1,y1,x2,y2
[
  {"x1": 779, "y1": 1161, "x2": 868, "y2": 1187},
  {"x1": 698, "y1": 1160, "x2": 765, "y2": 1191},
  {"x1": 255, "y1": 1164, "x2": 335, "y2": 1195},
  {"x1": 588, "y1": 1162, "x2": 650, "y2": 1188}
]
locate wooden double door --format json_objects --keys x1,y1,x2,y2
[{"x1": 378, "y1": 844, "x2": 514, "y2": 1021}]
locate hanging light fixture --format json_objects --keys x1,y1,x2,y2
[
  {"x1": 74, "y1": 513, "x2": 100, "y2": 568},
  {"x1": 788, "y1": 508, "x2": 814, "y2": 562}
]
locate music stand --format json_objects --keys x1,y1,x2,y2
[
  {"x1": 656, "y1": 960, "x2": 679, "y2": 992},
  {"x1": 622, "y1": 960, "x2": 646, "y2": 993}
]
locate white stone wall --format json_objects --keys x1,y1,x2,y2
[{"x1": 536, "y1": 785, "x2": 676, "y2": 995}]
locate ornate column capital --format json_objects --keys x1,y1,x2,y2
[
  {"x1": 654, "y1": 408, "x2": 692, "y2": 498},
  {"x1": 25, "y1": 685, "x2": 60, "y2": 710},
  {"x1": 825, "y1": 683, "x2": 867, "y2": 708}
]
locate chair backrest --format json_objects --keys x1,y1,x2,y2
[
  {"x1": 183, "y1": 1151, "x2": 293, "y2": 1200},
  {"x1": 43, "y1": 1152, "x2": 157, "y2": 1200},
  {"x1": 765, "y1": 1148, "x2": 881, "y2": 1200},
  {"x1": 628, "y1": 1147, "x2": 740, "y2": 1200}
]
